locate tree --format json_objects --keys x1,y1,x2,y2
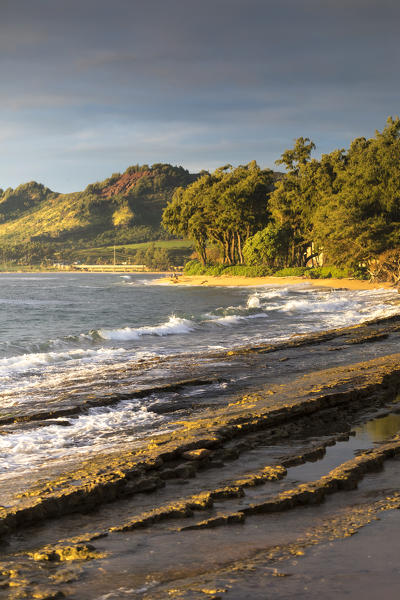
[
  {"x1": 112, "y1": 203, "x2": 135, "y2": 227},
  {"x1": 312, "y1": 117, "x2": 400, "y2": 266},
  {"x1": 162, "y1": 162, "x2": 274, "y2": 265},
  {"x1": 162, "y1": 183, "x2": 209, "y2": 264},
  {"x1": 243, "y1": 223, "x2": 288, "y2": 268},
  {"x1": 275, "y1": 137, "x2": 316, "y2": 173},
  {"x1": 368, "y1": 248, "x2": 400, "y2": 284},
  {"x1": 269, "y1": 138, "x2": 317, "y2": 266}
]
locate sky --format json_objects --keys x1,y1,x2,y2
[{"x1": 1, "y1": 0, "x2": 400, "y2": 192}]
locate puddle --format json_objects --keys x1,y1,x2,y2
[
  {"x1": 359, "y1": 411, "x2": 400, "y2": 442},
  {"x1": 288, "y1": 412, "x2": 400, "y2": 483}
]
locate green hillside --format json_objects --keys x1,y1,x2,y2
[
  {"x1": 0, "y1": 164, "x2": 199, "y2": 265},
  {"x1": 0, "y1": 182, "x2": 56, "y2": 222}
]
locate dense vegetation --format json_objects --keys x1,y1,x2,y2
[
  {"x1": 2, "y1": 118, "x2": 400, "y2": 279},
  {"x1": 68, "y1": 240, "x2": 194, "y2": 270},
  {"x1": 163, "y1": 118, "x2": 400, "y2": 282},
  {"x1": 162, "y1": 162, "x2": 275, "y2": 265},
  {"x1": 0, "y1": 164, "x2": 198, "y2": 267},
  {"x1": 183, "y1": 260, "x2": 352, "y2": 279}
]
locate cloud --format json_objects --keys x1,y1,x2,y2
[
  {"x1": 76, "y1": 51, "x2": 137, "y2": 71},
  {"x1": 0, "y1": 0, "x2": 400, "y2": 190}
]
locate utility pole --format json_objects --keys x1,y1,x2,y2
[{"x1": 113, "y1": 245, "x2": 116, "y2": 269}]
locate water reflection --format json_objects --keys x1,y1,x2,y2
[
  {"x1": 288, "y1": 411, "x2": 400, "y2": 483},
  {"x1": 356, "y1": 412, "x2": 400, "y2": 442}
]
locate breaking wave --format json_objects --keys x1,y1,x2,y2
[
  {"x1": 0, "y1": 399, "x2": 166, "y2": 477},
  {"x1": 97, "y1": 315, "x2": 195, "y2": 341},
  {"x1": 0, "y1": 282, "x2": 398, "y2": 404},
  {"x1": 0, "y1": 347, "x2": 127, "y2": 379}
]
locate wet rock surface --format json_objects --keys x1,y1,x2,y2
[{"x1": 1, "y1": 315, "x2": 400, "y2": 598}]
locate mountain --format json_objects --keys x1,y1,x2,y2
[{"x1": 0, "y1": 164, "x2": 199, "y2": 251}]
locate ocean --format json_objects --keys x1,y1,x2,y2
[{"x1": 0, "y1": 272, "x2": 398, "y2": 490}]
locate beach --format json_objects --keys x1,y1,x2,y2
[{"x1": 156, "y1": 273, "x2": 397, "y2": 291}]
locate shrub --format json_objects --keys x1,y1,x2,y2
[
  {"x1": 351, "y1": 264, "x2": 369, "y2": 280},
  {"x1": 305, "y1": 266, "x2": 351, "y2": 279},
  {"x1": 368, "y1": 248, "x2": 400, "y2": 284},
  {"x1": 243, "y1": 224, "x2": 287, "y2": 268},
  {"x1": 273, "y1": 267, "x2": 308, "y2": 277},
  {"x1": 205, "y1": 264, "x2": 226, "y2": 276},
  {"x1": 184, "y1": 260, "x2": 207, "y2": 275},
  {"x1": 183, "y1": 261, "x2": 272, "y2": 277},
  {"x1": 222, "y1": 265, "x2": 272, "y2": 277}
]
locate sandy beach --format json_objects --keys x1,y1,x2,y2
[{"x1": 155, "y1": 274, "x2": 397, "y2": 291}]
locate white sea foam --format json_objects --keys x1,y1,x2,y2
[
  {"x1": 206, "y1": 312, "x2": 269, "y2": 326},
  {"x1": 258, "y1": 287, "x2": 292, "y2": 300},
  {"x1": 98, "y1": 315, "x2": 195, "y2": 341},
  {"x1": 0, "y1": 285, "x2": 398, "y2": 417},
  {"x1": 0, "y1": 399, "x2": 165, "y2": 477},
  {"x1": 210, "y1": 314, "x2": 245, "y2": 326},
  {"x1": 272, "y1": 291, "x2": 400, "y2": 318},
  {"x1": 204, "y1": 287, "x2": 399, "y2": 331},
  {"x1": 124, "y1": 279, "x2": 153, "y2": 286},
  {"x1": 247, "y1": 294, "x2": 261, "y2": 308},
  {"x1": 0, "y1": 350, "x2": 160, "y2": 406},
  {"x1": 243, "y1": 287, "x2": 300, "y2": 311},
  {"x1": 0, "y1": 347, "x2": 127, "y2": 378}
]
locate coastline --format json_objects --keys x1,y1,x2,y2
[
  {"x1": 154, "y1": 273, "x2": 397, "y2": 291},
  {"x1": 0, "y1": 269, "x2": 170, "y2": 275},
  {"x1": 3, "y1": 316, "x2": 400, "y2": 597},
  {"x1": 0, "y1": 270, "x2": 395, "y2": 291},
  {"x1": 2, "y1": 279, "x2": 400, "y2": 597}
]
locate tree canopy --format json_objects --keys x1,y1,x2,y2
[
  {"x1": 312, "y1": 117, "x2": 400, "y2": 266},
  {"x1": 1, "y1": 119, "x2": 400, "y2": 277},
  {"x1": 162, "y1": 162, "x2": 274, "y2": 265},
  {"x1": 163, "y1": 118, "x2": 400, "y2": 278}
]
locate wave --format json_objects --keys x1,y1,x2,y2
[
  {"x1": 0, "y1": 298, "x2": 63, "y2": 306},
  {"x1": 1, "y1": 287, "x2": 398, "y2": 386},
  {"x1": 209, "y1": 314, "x2": 245, "y2": 326},
  {"x1": 0, "y1": 347, "x2": 127, "y2": 378},
  {"x1": 278, "y1": 297, "x2": 352, "y2": 313},
  {"x1": 205, "y1": 310, "x2": 270, "y2": 326},
  {"x1": 246, "y1": 294, "x2": 261, "y2": 308},
  {"x1": 267, "y1": 292, "x2": 400, "y2": 317},
  {"x1": 97, "y1": 315, "x2": 195, "y2": 341},
  {"x1": 257, "y1": 287, "x2": 292, "y2": 300},
  {"x1": 0, "y1": 399, "x2": 165, "y2": 477}
]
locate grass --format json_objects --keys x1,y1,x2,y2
[
  {"x1": 70, "y1": 239, "x2": 194, "y2": 265},
  {"x1": 0, "y1": 264, "x2": 55, "y2": 272},
  {"x1": 74, "y1": 240, "x2": 193, "y2": 257},
  {"x1": 110, "y1": 240, "x2": 194, "y2": 251}
]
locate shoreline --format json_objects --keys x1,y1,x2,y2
[
  {"x1": 2, "y1": 309, "x2": 400, "y2": 596},
  {"x1": 154, "y1": 273, "x2": 397, "y2": 291},
  {"x1": 0, "y1": 269, "x2": 170, "y2": 275},
  {"x1": 0, "y1": 270, "x2": 396, "y2": 291}
]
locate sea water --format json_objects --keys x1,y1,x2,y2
[{"x1": 0, "y1": 272, "x2": 398, "y2": 487}]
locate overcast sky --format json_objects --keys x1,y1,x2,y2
[{"x1": 1, "y1": 0, "x2": 399, "y2": 192}]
